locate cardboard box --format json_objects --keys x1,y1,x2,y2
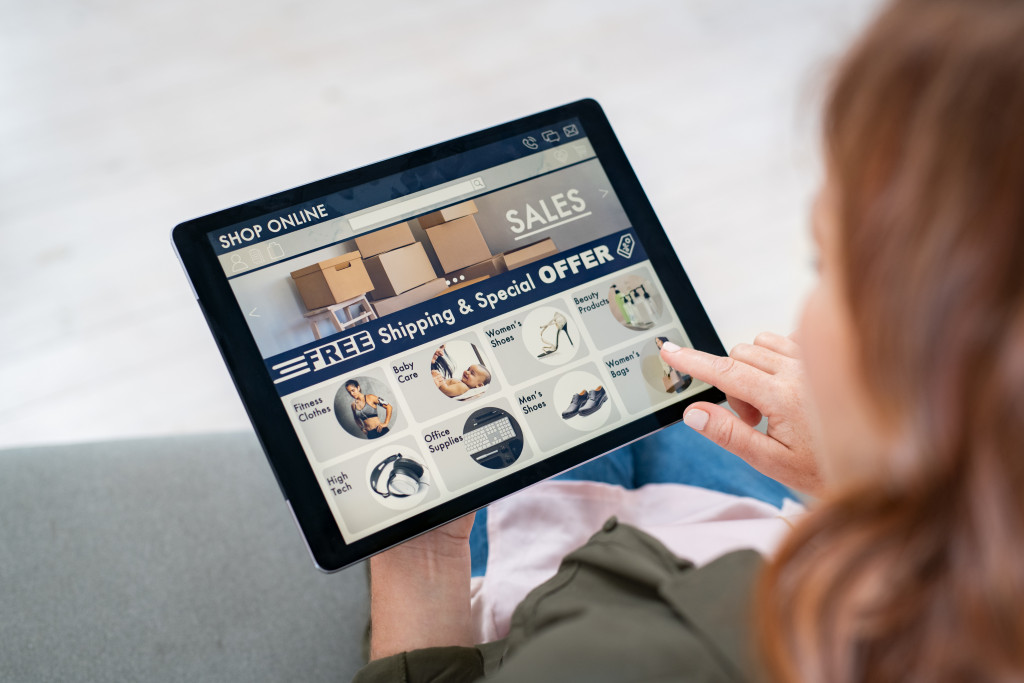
[
  {"x1": 290, "y1": 252, "x2": 373, "y2": 310},
  {"x1": 418, "y1": 200, "x2": 478, "y2": 229},
  {"x1": 442, "y1": 255, "x2": 506, "y2": 286},
  {"x1": 363, "y1": 242, "x2": 437, "y2": 299},
  {"x1": 370, "y1": 278, "x2": 447, "y2": 317},
  {"x1": 353, "y1": 222, "x2": 415, "y2": 259},
  {"x1": 500, "y1": 238, "x2": 557, "y2": 270},
  {"x1": 424, "y1": 215, "x2": 492, "y2": 274}
]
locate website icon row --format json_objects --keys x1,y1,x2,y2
[{"x1": 522, "y1": 124, "x2": 581, "y2": 150}]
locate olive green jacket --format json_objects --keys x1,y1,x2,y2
[{"x1": 353, "y1": 518, "x2": 762, "y2": 683}]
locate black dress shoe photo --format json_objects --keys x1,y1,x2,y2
[
  {"x1": 578, "y1": 386, "x2": 607, "y2": 416},
  {"x1": 561, "y1": 391, "x2": 587, "y2": 419}
]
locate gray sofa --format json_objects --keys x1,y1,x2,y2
[{"x1": 1, "y1": 432, "x2": 368, "y2": 682}]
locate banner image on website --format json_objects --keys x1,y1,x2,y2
[
  {"x1": 224, "y1": 154, "x2": 709, "y2": 541},
  {"x1": 229, "y1": 158, "x2": 627, "y2": 360}
]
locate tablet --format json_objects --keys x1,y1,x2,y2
[{"x1": 172, "y1": 99, "x2": 727, "y2": 572}]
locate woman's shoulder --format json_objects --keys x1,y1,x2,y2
[
  {"x1": 491, "y1": 521, "x2": 763, "y2": 682},
  {"x1": 354, "y1": 523, "x2": 762, "y2": 683}
]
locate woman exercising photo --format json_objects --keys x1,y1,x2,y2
[{"x1": 345, "y1": 379, "x2": 393, "y2": 439}]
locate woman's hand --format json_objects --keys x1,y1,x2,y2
[
  {"x1": 368, "y1": 513, "x2": 476, "y2": 659},
  {"x1": 395, "y1": 512, "x2": 475, "y2": 556},
  {"x1": 660, "y1": 333, "x2": 823, "y2": 495},
  {"x1": 431, "y1": 345, "x2": 445, "y2": 363}
]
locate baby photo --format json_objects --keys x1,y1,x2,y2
[{"x1": 429, "y1": 340, "x2": 492, "y2": 400}]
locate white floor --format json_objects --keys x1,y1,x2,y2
[{"x1": 0, "y1": 0, "x2": 881, "y2": 449}]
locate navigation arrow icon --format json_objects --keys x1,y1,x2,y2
[{"x1": 249, "y1": 307, "x2": 260, "y2": 317}]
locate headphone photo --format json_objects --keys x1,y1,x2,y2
[{"x1": 369, "y1": 454, "x2": 427, "y2": 499}]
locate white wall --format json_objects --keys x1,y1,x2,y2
[{"x1": 0, "y1": 0, "x2": 883, "y2": 447}]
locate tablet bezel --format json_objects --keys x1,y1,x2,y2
[{"x1": 172, "y1": 99, "x2": 727, "y2": 572}]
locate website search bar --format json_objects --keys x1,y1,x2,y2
[{"x1": 349, "y1": 177, "x2": 485, "y2": 232}]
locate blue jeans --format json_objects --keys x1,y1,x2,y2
[{"x1": 469, "y1": 421, "x2": 794, "y2": 576}]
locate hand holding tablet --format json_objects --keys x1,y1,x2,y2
[{"x1": 172, "y1": 99, "x2": 727, "y2": 571}]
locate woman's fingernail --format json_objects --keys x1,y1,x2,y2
[
  {"x1": 683, "y1": 409, "x2": 709, "y2": 431},
  {"x1": 661, "y1": 341, "x2": 681, "y2": 352}
]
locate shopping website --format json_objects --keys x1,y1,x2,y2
[{"x1": 217, "y1": 124, "x2": 707, "y2": 541}]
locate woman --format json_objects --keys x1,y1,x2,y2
[
  {"x1": 345, "y1": 379, "x2": 393, "y2": 439},
  {"x1": 357, "y1": 0, "x2": 1024, "y2": 680}
]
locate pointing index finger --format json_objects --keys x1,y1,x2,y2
[{"x1": 660, "y1": 344, "x2": 775, "y2": 408}]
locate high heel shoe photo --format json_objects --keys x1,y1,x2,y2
[{"x1": 537, "y1": 312, "x2": 573, "y2": 357}]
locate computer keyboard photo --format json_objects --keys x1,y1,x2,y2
[{"x1": 464, "y1": 416, "x2": 516, "y2": 457}]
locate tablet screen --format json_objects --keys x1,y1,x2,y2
[{"x1": 207, "y1": 117, "x2": 708, "y2": 543}]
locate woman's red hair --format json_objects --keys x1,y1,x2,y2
[{"x1": 757, "y1": 1, "x2": 1024, "y2": 680}]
